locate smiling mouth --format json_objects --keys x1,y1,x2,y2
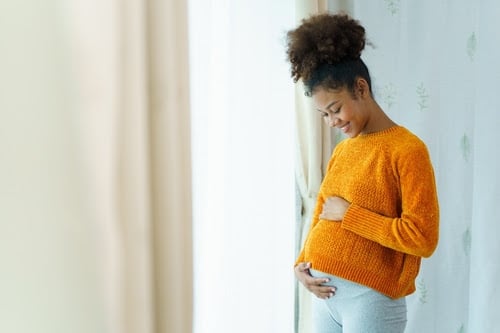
[{"x1": 339, "y1": 122, "x2": 350, "y2": 133}]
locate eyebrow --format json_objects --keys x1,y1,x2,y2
[{"x1": 316, "y1": 100, "x2": 338, "y2": 112}]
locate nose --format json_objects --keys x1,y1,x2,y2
[{"x1": 325, "y1": 115, "x2": 339, "y2": 128}]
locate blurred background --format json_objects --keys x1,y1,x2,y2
[
  {"x1": 1, "y1": 0, "x2": 500, "y2": 332},
  {"x1": 0, "y1": 0, "x2": 294, "y2": 332}
]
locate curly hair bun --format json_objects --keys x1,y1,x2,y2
[{"x1": 286, "y1": 13, "x2": 366, "y2": 82}]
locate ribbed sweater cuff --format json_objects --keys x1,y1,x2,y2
[{"x1": 342, "y1": 204, "x2": 387, "y2": 243}]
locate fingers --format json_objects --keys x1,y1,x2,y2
[
  {"x1": 311, "y1": 284, "x2": 337, "y2": 299},
  {"x1": 319, "y1": 198, "x2": 335, "y2": 220},
  {"x1": 305, "y1": 276, "x2": 337, "y2": 299},
  {"x1": 319, "y1": 196, "x2": 349, "y2": 221},
  {"x1": 295, "y1": 262, "x2": 311, "y2": 272},
  {"x1": 295, "y1": 263, "x2": 337, "y2": 299},
  {"x1": 319, "y1": 209, "x2": 327, "y2": 219}
]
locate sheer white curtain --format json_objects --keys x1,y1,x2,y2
[
  {"x1": 295, "y1": 0, "x2": 500, "y2": 332},
  {"x1": 188, "y1": 1, "x2": 295, "y2": 332}
]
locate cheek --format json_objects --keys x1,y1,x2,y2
[{"x1": 341, "y1": 106, "x2": 356, "y2": 120}]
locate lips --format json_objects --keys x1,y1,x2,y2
[{"x1": 339, "y1": 122, "x2": 350, "y2": 133}]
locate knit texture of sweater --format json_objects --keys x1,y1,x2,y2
[{"x1": 296, "y1": 126, "x2": 439, "y2": 299}]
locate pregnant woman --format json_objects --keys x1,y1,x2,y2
[{"x1": 286, "y1": 13, "x2": 440, "y2": 333}]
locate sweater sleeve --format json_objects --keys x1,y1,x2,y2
[{"x1": 341, "y1": 143, "x2": 439, "y2": 258}]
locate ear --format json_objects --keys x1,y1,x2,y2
[{"x1": 354, "y1": 78, "x2": 370, "y2": 99}]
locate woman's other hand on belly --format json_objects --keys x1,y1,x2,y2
[{"x1": 319, "y1": 196, "x2": 350, "y2": 222}]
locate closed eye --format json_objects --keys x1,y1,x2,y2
[{"x1": 316, "y1": 109, "x2": 329, "y2": 117}]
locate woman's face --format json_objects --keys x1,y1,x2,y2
[{"x1": 312, "y1": 84, "x2": 370, "y2": 138}]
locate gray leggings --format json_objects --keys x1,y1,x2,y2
[{"x1": 310, "y1": 269, "x2": 407, "y2": 333}]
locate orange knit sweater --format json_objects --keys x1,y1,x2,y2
[{"x1": 296, "y1": 126, "x2": 439, "y2": 299}]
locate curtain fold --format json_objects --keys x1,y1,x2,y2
[
  {"x1": 72, "y1": 0, "x2": 194, "y2": 331},
  {"x1": 146, "y1": 0, "x2": 193, "y2": 332},
  {"x1": 69, "y1": 0, "x2": 194, "y2": 331},
  {"x1": 116, "y1": 0, "x2": 154, "y2": 332}
]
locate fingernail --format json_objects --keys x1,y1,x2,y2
[
  {"x1": 329, "y1": 293, "x2": 334, "y2": 298},
  {"x1": 331, "y1": 287, "x2": 336, "y2": 292}
]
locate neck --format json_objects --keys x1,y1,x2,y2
[{"x1": 362, "y1": 99, "x2": 397, "y2": 134}]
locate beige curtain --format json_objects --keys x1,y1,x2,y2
[
  {"x1": 294, "y1": 1, "x2": 352, "y2": 332},
  {"x1": 147, "y1": 1, "x2": 193, "y2": 332},
  {"x1": 0, "y1": 0, "x2": 192, "y2": 332}
]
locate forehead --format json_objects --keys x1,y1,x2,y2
[{"x1": 312, "y1": 87, "x2": 349, "y2": 108}]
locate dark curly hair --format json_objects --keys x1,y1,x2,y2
[{"x1": 286, "y1": 13, "x2": 372, "y2": 96}]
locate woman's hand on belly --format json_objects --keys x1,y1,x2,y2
[
  {"x1": 319, "y1": 196, "x2": 350, "y2": 222},
  {"x1": 294, "y1": 262, "x2": 337, "y2": 299}
]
